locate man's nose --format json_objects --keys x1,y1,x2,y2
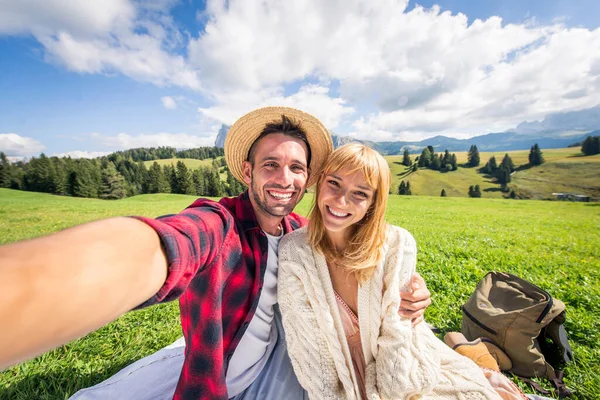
[{"x1": 276, "y1": 166, "x2": 294, "y2": 187}]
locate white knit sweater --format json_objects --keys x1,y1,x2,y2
[{"x1": 278, "y1": 225, "x2": 501, "y2": 400}]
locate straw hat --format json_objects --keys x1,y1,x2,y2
[{"x1": 225, "y1": 106, "x2": 333, "y2": 188}]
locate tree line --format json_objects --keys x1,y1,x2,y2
[
  {"x1": 0, "y1": 148, "x2": 244, "y2": 200},
  {"x1": 581, "y1": 135, "x2": 600, "y2": 156},
  {"x1": 108, "y1": 146, "x2": 224, "y2": 162},
  {"x1": 414, "y1": 147, "x2": 458, "y2": 172}
]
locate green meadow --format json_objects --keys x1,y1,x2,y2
[
  {"x1": 0, "y1": 188, "x2": 599, "y2": 399},
  {"x1": 386, "y1": 147, "x2": 600, "y2": 200}
]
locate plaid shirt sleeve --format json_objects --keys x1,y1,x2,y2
[{"x1": 132, "y1": 199, "x2": 235, "y2": 309}]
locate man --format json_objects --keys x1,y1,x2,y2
[{"x1": 0, "y1": 107, "x2": 431, "y2": 399}]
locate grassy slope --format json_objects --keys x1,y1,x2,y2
[
  {"x1": 386, "y1": 148, "x2": 600, "y2": 199},
  {"x1": 0, "y1": 189, "x2": 599, "y2": 399},
  {"x1": 142, "y1": 157, "x2": 223, "y2": 169}
]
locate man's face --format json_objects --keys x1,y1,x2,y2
[{"x1": 242, "y1": 133, "x2": 310, "y2": 219}]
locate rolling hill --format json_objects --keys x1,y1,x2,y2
[
  {"x1": 147, "y1": 147, "x2": 599, "y2": 201},
  {"x1": 387, "y1": 147, "x2": 600, "y2": 200}
]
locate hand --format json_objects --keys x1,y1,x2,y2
[{"x1": 399, "y1": 272, "x2": 431, "y2": 327}]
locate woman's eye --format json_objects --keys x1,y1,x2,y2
[
  {"x1": 328, "y1": 180, "x2": 340, "y2": 187},
  {"x1": 356, "y1": 191, "x2": 368, "y2": 198}
]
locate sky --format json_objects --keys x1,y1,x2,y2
[{"x1": 1, "y1": 0, "x2": 599, "y2": 158}]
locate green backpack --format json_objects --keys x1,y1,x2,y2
[{"x1": 461, "y1": 272, "x2": 573, "y2": 397}]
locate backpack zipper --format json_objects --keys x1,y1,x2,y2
[
  {"x1": 535, "y1": 288, "x2": 553, "y2": 323},
  {"x1": 462, "y1": 306, "x2": 497, "y2": 335}
]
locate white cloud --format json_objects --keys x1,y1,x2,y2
[
  {"x1": 52, "y1": 150, "x2": 112, "y2": 159},
  {"x1": 161, "y1": 96, "x2": 177, "y2": 109},
  {"x1": 1, "y1": 0, "x2": 201, "y2": 89},
  {"x1": 90, "y1": 132, "x2": 215, "y2": 149},
  {"x1": 188, "y1": 0, "x2": 600, "y2": 141},
  {"x1": 4, "y1": 0, "x2": 600, "y2": 142},
  {"x1": 198, "y1": 84, "x2": 354, "y2": 129},
  {"x1": 0, "y1": 133, "x2": 46, "y2": 157}
]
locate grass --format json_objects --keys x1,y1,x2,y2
[
  {"x1": 0, "y1": 189, "x2": 599, "y2": 399},
  {"x1": 141, "y1": 157, "x2": 224, "y2": 169},
  {"x1": 386, "y1": 148, "x2": 600, "y2": 199}
]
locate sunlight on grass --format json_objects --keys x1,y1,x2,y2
[{"x1": 0, "y1": 189, "x2": 598, "y2": 399}]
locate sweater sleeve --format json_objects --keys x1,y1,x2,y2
[
  {"x1": 375, "y1": 227, "x2": 442, "y2": 399},
  {"x1": 278, "y1": 232, "x2": 350, "y2": 400}
]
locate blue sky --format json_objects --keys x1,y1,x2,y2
[{"x1": 1, "y1": 0, "x2": 599, "y2": 158}]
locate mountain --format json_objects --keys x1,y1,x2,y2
[
  {"x1": 214, "y1": 124, "x2": 231, "y2": 148},
  {"x1": 214, "y1": 107, "x2": 600, "y2": 154},
  {"x1": 513, "y1": 106, "x2": 600, "y2": 135}
]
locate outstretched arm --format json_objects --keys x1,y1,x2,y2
[{"x1": 0, "y1": 217, "x2": 167, "y2": 370}]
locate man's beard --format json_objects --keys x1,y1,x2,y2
[{"x1": 250, "y1": 175, "x2": 299, "y2": 218}]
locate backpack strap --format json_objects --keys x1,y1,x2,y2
[
  {"x1": 514, "y1": 367, "x2": 573, "y2": 398},
  {"x1": 543, "y1": 311, "x2": 573, "y2": 364},
  {"x1": 513, "y1": 375, "x2": 552, "y2": 396},
  {"x1": 551, "y1": 370, "x2": 573, "y2": 398}
]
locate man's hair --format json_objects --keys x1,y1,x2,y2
[
  {"x1": 247, "y1": 115, "x2": 312, "y2": 166},
  {"x1": 308, "y1": 143, "x2": 391, "y2": 283}
]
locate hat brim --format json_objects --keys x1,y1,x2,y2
[{"x1": 224, "y1": 106, "x2": 333, "y2": 188}]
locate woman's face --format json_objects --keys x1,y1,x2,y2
[{"x1": 317, "y1": 166, "x2": 375, "y2": 242}]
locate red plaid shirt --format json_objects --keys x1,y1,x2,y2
[{"x1": 134, "y1": 191, "x2": 307, "y2": 399}]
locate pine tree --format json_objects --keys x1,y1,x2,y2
[
  {"x1": 528, "y1": 144, "x2": 544, "y2": 166},
  {"x1": 0, "y1": 152, "x2": 10, "y2": 188},
  {"x1": 418, "y1": 148, "x2": 432, "y2": 168},
  {"x1": 175, "y1": 161, "x2": 195, "y2": 195},
  {"x1": 467, "y1": 145, "x2": 480, "y2": 167},
  {"x1": 193, "y1": 168, "x2": 207, "y2": 196},
  {"x1": 164, "y1": 165, "x2": 177, "y2": 193},
  {"x1": 496, "y1": 166, "x2": 511, "y2": 190},
  {"x1": 402, "y1": 149, "x2": 411, "y2": 166},
  {"x1": 501, "y1": 154, "x2": 515, "y2": 173},
  {"x1": 398, "y1": 181, "x2": 411, "y2": 195},
  {"x1": 148, "y1": 162, "x2": 170, "y2": 193},
  {"x1": 398, "y1": 181, "x2": 406, "y2": 195},
  {"x1": 450, "y1": 154, "x2": 458, "y2": 171},
  {"x1": 431, "y1": 154, "x2": 441, "y2": 171},
  {"x1": 206, "y1": 167, "x2": 223, "y2": 197},
  {"x1": 488, "y1": 156, "x2": 498, "y2": 171},
  {"x1": 441, "y1": 189, "x2": 446, "y2": 197},
  {"x1": 581, "y1": 136, "x2": 600, "y2": 156},
  {"x1": 468, "y1": 185, "x2": 481, "y2": 198},
  {"x1": 69, "y1": 159, "x2": 100, "y2": 198},
  {"x1": 24, "y1": 153, "x2": 57, "y2": 193},
  {"x1": 100, "y1": 163, "x2": 127, "y2": 199}
]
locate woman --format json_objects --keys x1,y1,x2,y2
[{"x1": 278, "y1": 143, "x2": 502, "y2": 399}]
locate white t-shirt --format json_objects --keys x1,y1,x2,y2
[{"x1": 225, "y1": 230, "x2": 283, "y2": 397}]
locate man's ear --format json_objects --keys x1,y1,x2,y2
[{"x1": 242, "y1": 161, "x2": 253, "y2": 186}]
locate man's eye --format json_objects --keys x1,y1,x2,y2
[{"x1": 264, "y1": 162, "x2": 277, "y2": 168}]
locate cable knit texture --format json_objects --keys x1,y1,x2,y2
[{"x1": 278, "y1": 225, "x2": 501, "y2": 400}]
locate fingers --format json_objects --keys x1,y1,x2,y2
[
  {"x1": 411, "y1": 313, "x2": 424, "y2": 327},
  {"x1": 400, "y1": 296, "x2": 432, "y2": 313}
]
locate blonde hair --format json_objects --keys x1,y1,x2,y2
[{"x1": 308, "y1": 143, "x2": 391, "y2": 283}]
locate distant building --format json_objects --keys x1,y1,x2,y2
[{"x1": 552, "y1": 193, "x2": 591, "y2": 202}]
